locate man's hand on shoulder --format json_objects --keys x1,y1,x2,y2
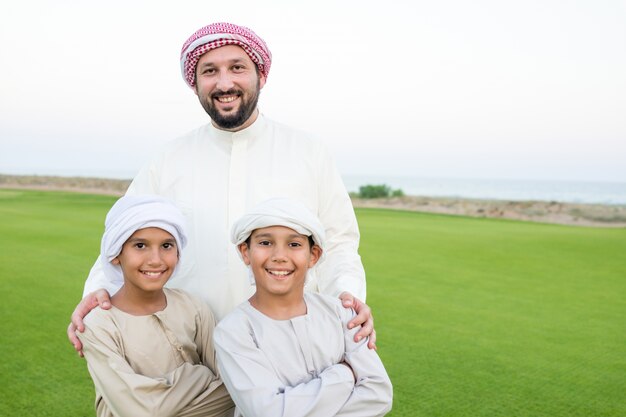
[
  {"x1": 67, "y1": 289, "x2": 112, "y2": 357},
  {"x1": 339, "y1": 292, "x2": 376, "y2": 350}
]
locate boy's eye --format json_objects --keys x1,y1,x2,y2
[
  {"x1": 162, "y1": 242, "x2": 175, "y2": 249},
  {"x1": 289, "y1": 242, "x2": 302, "y2": 247},
  {"x1": 258, "y1": 240, "x2": 271, "y2": 246},
  {"x1": 134, "y1": 243, "x2": 146, "y2": 249}
]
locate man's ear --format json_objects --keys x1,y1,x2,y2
[
  {"x1": 308, "y1": 245, "x2": 322, "y2": 268},
  {"x1": 239, "y1": 243, "x2": 251, "y2": 266},
  {"x1": 259, "y1": 73, "x2": 267, "y2": 90}
]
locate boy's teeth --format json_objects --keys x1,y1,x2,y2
[
  {"x1": 269, "y1": 270, "x2": 290, "y2": 276},
  {"x1": 144, "y1": 271, "x2": 161, "y2": 276}
]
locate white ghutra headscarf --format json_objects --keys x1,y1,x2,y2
[
  {"x1": 100, "y1": 195, "x2": 188, "y2": 282},
  {"x1": 231, "y1": 198, "x2": 326, "y2": 249},
  {"x1": 230, "y1": 197, "x2": 326, "y2": 285}
]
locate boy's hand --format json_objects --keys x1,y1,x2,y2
[
  {"x1": 67, "y1": 289, "x2": 112, "y2": 356},
  {"x1": 339, "y1": 292, "x2": 376, "y2": 350}
]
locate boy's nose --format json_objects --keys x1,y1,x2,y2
[
  {"x1": 271, "y1": 247, "x2": 288, "y2": 262},
  {"x1": 147, "y1": 249, "x2": 162, "y2": 265}
]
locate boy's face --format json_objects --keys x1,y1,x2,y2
[
  {"x1": 239, "y1": 226, "x2": 321, "y2": 299},
  {"x1": 112, "y1": 227, "x2": 178, "y2": 294}
]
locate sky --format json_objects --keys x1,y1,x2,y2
[{"x1": 1, "y1": 0, "x2": 625, "y2": 183}]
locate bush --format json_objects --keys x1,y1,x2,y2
[{"x1": 357, "y1": 184, "x2": 404, "y2": 199}]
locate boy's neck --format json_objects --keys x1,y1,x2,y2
[
  {"x1": 111, "y1": 286, "x2": 167, "y2": 316},
  {"x1": 249, "y1": 292, "x2": 307, "y2": 320}
]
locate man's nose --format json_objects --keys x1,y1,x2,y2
[{"x1": 215, "y1": 72, "x2": 235, "y2": 91}]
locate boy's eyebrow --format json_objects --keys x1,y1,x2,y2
[
  {"x1": 126, "y1": 237, "x2": 177, "y2": 243},
  {"x1": 252, "y1": 232, "x2": 307, "y2": 240}
]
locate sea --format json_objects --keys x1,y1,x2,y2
[
  {"x1": 342, "y1": 175, "x2": 626, "y2": 205},
  {"x1": 2, "y1": 168, "x2": 625, "y2": 205}
]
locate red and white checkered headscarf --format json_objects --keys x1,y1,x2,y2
[{"x1": 180, "y1": 22, "x2": 272, "y2": 89}]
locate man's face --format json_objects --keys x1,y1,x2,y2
[{"x1": 194, "y1": 45, "x2": 266, "y2": 131}]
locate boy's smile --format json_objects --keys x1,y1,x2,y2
[
  {"x1": 112, "y1": 227, "x2": 178, "y2": 294},
  {"x1": 240, "y1": 226, "x2": 321, "y2": 299}
]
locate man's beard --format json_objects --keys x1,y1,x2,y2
[{"x1": 198, "y1": 79, "x2": 260, "y2": 130}]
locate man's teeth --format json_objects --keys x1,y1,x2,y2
[{"x1": 218, "y1": 96, "x2": 237, "y2": 103}]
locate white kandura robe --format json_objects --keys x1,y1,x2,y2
[
  {"x1": 214, "y1": 293, "x2": 393, "y2": 417},
  {"x1": 83, "y1": 115, "x2": 366, "y2": 320},
  {"x1": 78, "y1": 289, "x2": 234, "y2": 417}
]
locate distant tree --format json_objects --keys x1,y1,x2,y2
[
  {"x1": 357, "y1": 184, "x2": 404, "y2": 198},
  {"x1": 358, "y1": 184, "x2": 391, "y2": 198}
]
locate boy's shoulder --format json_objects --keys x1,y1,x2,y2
[
  {"x1": 80, "y1": 305, "x2": 123, "y2": 344},
  {"x1": 216, "y1": 301, "x2": 252, "y2": 330},
  {"x1": 304, "y1": 292, "x2": 356, "y2": 323},
  {"x1": 83, "y1": 304, "x2": 116, "y2": 328},
  {"x1": 305, "y1": 292, "x2": 349, "y2": 310}
]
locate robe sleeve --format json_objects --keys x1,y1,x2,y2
[
  {"x1": 314, "y1": 143, "x2": 367, "y2": 301},
  {"x1": 193, "y1": 296, "x2": 220, "y2": 376},
  {"x1": 214, "y1": 321, "x2": 356, "y2": 417},
  {"x1": 336, "y1": 308, "x2": 393, "y2": 416},
  {"x1": 78, "y1": 315, "x2": 225, "y2": 417}
]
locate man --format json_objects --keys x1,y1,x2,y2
[{"x1": 68, "y1": 22, "x2": 375, "y2": 353}]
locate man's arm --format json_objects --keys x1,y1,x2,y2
[
  {"x1": 69, "y1": 256, "x2": 125, "y2": 355},
  {"x1": 314, "y1": 143, "x2": 376, "y2": 347},
  {"x1": 339, "y1": 291, "x2": 376, "y2": 349},
  {"x1": 68, "y1": 288, "x2": 111, "y2": 356}
]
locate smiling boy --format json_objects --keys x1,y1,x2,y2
[
  {"x1": 214, "y1": 198, "x2": 392, "y2": 417},
  {"x1": 77, "y1": 195, "x2": 234, "y2": 417}
]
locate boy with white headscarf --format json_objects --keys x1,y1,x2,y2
[
  {"x1": 77, "y1": 195, "x2": 234, "y2": 417},
  {"x1": 214, "y1": 198, "x2": 392, "y2": 417}
]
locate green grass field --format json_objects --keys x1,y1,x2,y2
[{"x1": 1, "y1": 189, "x2": 625, "y2": 416}]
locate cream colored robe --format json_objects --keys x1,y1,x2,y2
[
  {"x1": 214, "y1": 293, "x2": 393, "y2": 417},
  {"x1": 83, "y1": 115, "x2": 366, "y2": 321},
  {"x1": 78, "y1": 288, "x2": 234, "y2": 417}
]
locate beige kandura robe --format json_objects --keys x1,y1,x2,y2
[{"x1": 78, "y1": 288, "x2": 234, "y2": 417}]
